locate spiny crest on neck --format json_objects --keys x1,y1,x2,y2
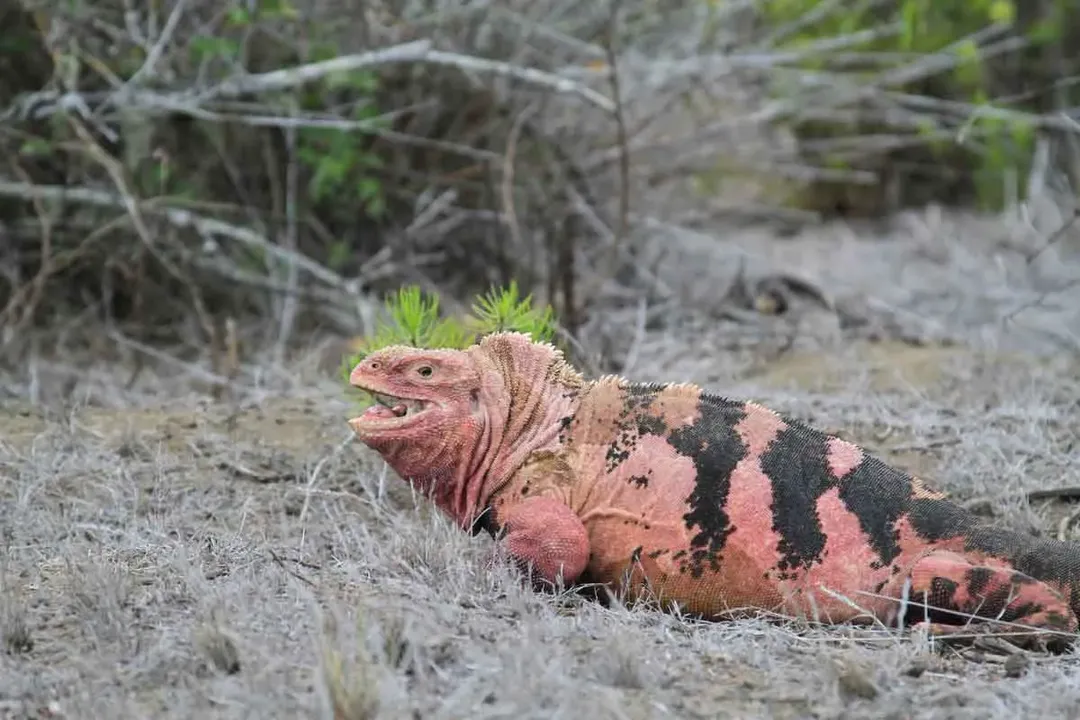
[{"x1": 473, "y1": 331, "x2": 585, "y2": 391}]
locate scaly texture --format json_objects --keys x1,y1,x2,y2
[{"x1": 347, "y1": 332, "x2": 1080, "y2": 649}]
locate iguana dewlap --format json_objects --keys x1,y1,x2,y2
[{"x1": 347, "y1": 332, "x2": 1080, "y2": 649}]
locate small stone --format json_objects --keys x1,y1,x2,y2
[
  {"x1": 838, "y1": 666, "x2": 880, "y2": 700},
  {"x1": 903, "y1": 659, "x2": 928, "y2": 678},
  {"x1": 1003, "y1": 653, "x2": 1029, "y2": 678}
]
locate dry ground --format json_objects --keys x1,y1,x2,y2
[
  {"x1": 4, "y1": 209, "x2": 1080, "y2": 719},
  {"x1": 2, "y1": 339, "x2": 1080, "y2": 720}
]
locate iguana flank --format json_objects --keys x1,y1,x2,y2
[{"x1": 347, "y1": 332, "x2": 1080, "y2": 650}]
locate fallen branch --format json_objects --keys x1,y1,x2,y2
[{"x1": 0, "y1": 179, "x2": 351, "y2": 292}]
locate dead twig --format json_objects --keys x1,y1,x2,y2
[
  {"x1": 217, "y1": 457, "x2": 293, "y2": 483},
  {"x1": 1056, "y1": 507, "x2": 1080, "y2": 542},
  {"x1": 201, "y1": 40, "x2": 616, "y2": 113},
  {"x1": 64, "y1": 113, "x2": 217, "y2": 342},
  {"x1": 272, "y1": 97, "x2": 301, "y2": 364},
  {"x1": 107, "y1": 329, "x2": 231, "y2": 387},
  {"x1": 0, "y1": 160, "x2": 54, "y2": 338},
  {"x1": 0, "y1": 180, "x2": 352, "y2": 293},
  {"x1": 601, "y1": 0, "x2": 631, "y2": 281},
  {"x1": 1028, "y1": 486, "x2": 1080, "y2": 503},
  {"x1": 268, "y1": 549, "x2": 317, "y2": 588},
  {"x1": 500, "y1": 104, "x2": 536, "y2": 261}
]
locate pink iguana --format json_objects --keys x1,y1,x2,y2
[{"x1": 347, "y1": 331, "x2": 1080, "y2": 650}]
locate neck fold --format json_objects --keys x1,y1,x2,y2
[{"x1": 434, "y1": 374, "x2": 578, "y2": 530}]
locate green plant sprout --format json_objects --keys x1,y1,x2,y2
[
  {"x1": 341, "y1": 282, "x2": 558, "y2": 406},
  {"x1": 467, "y1": 280, "x2": 557, "y2": 341}
]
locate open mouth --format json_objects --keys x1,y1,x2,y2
[{"x1": 349, "y1": 391, "x2": 430, "y2": 430}]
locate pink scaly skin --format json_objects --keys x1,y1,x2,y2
[
  {"x1": 348, "y1": 332, "x2": 1080, "y2": 651},
  {"x1": 347, "y1": 334, "x2": 591, "y2": 585}
]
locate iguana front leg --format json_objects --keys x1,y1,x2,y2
[
  {"x1": 883, "y1": 550, "x2": 1078, "y2": 649},
  {"x1": 495, "y1": 496, "x2": 590, "y2": 588}
]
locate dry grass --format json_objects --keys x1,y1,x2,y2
[
  {"x1": 3, "y1": 1, "x2": 1080, "y2": 713},
  {"x1": 3, "y1": 293, "x2": 1080, "y2": 718}
]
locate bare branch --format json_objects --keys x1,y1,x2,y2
[
  {"x1": 0, "y1": 180, "x2": 352, "y2": 293},
  {"x1": 198, "y1": 40, "x2": 615, "y2": 113},
  {"x1": 3, "y1": 40, "x2": 615, "y2": 130},
  {"x1": 122, "y1": 0, "x2": 188, "y2": 88}
]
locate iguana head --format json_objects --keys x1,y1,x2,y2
[
  {"x1": 347, "y1": 332, "x2": 584, "y2": 525},
  {"x1": 348, "y1": 343, "x2": 479, "y2": 461}
]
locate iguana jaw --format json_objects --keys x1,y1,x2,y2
[{"x1": 348, "y1": 387, "x2": 436, "y2": 434}]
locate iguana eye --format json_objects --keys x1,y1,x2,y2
[{"x1": 417, "y1": 365, "x2": 433, "y2": 378}]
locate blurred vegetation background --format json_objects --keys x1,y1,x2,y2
[{"x1": 0, "y1": 0, "x2": 1077, "y2": 377}]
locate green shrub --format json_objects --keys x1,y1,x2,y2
[
  {"x1": 758, "y1": 0, "x2": 1072, "y2": 212},
  {"x1": 341, "y1": 282, "x2": 558, "y2": 405}
]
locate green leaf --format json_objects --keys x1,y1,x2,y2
[
  {"x1": 349, "y1": 71, "x2": 380, "y2": 94},
  {"x1": 19, "y1": 138, "x2": 53, "y2": 157},
  {"x1": 226, "y1": 6, "x2": 251, "y2": 26},
  {"x1": 390, "y1": 287, "x2": 438, "y2": 344},
  {"x1": 899, "y1": 1, "x2": 919, "y2": 50},
  {"x1": 469, "y1": 281, "x2": 556, "y2": 343},
  {"x1": 259, "y1": 0, "x2": 299, "y2": 18},
  {"x1": 987, "y1": 0, "x2": 1015, "y2": 24},
  {"x1": 328, "y1": 240, "x2": 350, "y2": 271},
  {"x1": 342, "y1": 282, "x2": 560, "y2": 394},
  {"x1": 364, "y1": 194, "x2": 387, "y2": 219},
  {"x1": 356, "y1": 177, "x2": 381, "y2": 201},
  {"x1": 309, "y1": 41, "x2": 339, "y2": 63},
  {"x1": 1028, "y1": 18, "x2": 1061, "y2": 45},
  {"x1": 189, "y1": 35, "x2": 239, "y2": 62}
]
